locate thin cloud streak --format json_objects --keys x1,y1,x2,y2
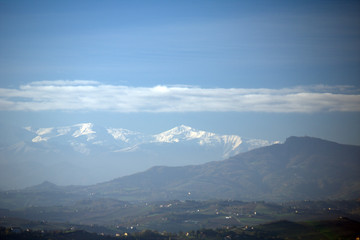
[{"x1": 0, "y1": 81, "x2": 359, "y2": 113}]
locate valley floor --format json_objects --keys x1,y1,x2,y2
[
  {"x1": 1, "y1": 200, "x2": 360, "y2": 239},
  {"x1": 1, "y1": 217, "x2": 360, "y2": 240}
]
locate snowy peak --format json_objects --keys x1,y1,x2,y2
[
  {"x1": 152, "y1": 125, "x2": 247, "y2": 157},
  {"x1": 221, "y1": 135, "x2": 242, "y2": 151},
  {"x1": 21, "y1": 123, "x2": 277, "y2": 158},
  {"x1": 25, "y1": 123, "x2": 96, "y2": 143},
  {"x1": 72, "y1": 123, "x2": 96, "y2": 140},
  {"x1": 152, "y1": 125, "x2": 216, "y2": 143},
  {"x1": 153, "y1": 125, "x2": 239, "y2": 143},
  {"x1": 2, "y1": 123, "x2": 280, "y2": 188},
  {"x1": 107, "y1": 128, "x2": 141, "y2": 143}
]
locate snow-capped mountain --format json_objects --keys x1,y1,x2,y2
[
  {"x1": 151, "y1": 125, "x2": 269, "y2": 158},
  {"x1": 25, "y1": 123, "x2": 96, "y2": 143},
  {"x1": 22, "y1": 123, "x2": 275, "y2": 158},
  {"x1": 0, "y1": 123, "x2": 278, "y2": 189}
]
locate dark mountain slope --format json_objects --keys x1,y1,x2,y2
[
  {"x1": 91, "y1": 136, "x2": 360, "y2": 201},
  {"x1": 0, "y1": 136, "x2": 359, "y2": 208}
]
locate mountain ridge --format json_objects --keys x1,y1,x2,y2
[
  {"x1": 1, "y1": 136, "x2": 359, "y2": 209},
  {"x1": 21, "y1": 123, "x2": 276, "y2": 157},
  {"x1": 88, "y1": 136, "x2": 360, "y2": 202},
  {"x1": 0, "y1": 123, "x2": 277, "y2": 189}
]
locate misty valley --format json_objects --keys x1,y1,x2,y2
[
  {"x1": 1, "y1": 131, "x2": 360, "y2": 239},
  {"x1": 2, "y1": 0, "x2": 360, "y2": 239}
]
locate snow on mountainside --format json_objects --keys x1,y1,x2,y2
[
  {"x1": 107, "y1": 128, "x2": 139, "y2": 142},
  {"x1": 150, "y1": 124, "x2": 278, "y2": 157},
  {"x1": 152, "y1": 125, "x2": 244, "y2": 158},
  {"x1": 0, "y1": 123, "x2": 279, "y2": 189},
  {"x1": 106, "y1": 128, "x2": 145, "y2": 145},
  {"x1": 22, "y1": 123, "x2": 276, "y2": 158},
  {"x1": 153, "y1": 125, "x2": 215, "y2": 143},
  {"x1": 25, "y1": 123, "x2": 96, "y2": 143}
]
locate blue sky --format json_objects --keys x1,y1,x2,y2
[{"x1": 0, "y1": 0, "x2": 360, "y2": 145}]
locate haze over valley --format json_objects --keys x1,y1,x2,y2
[
  {"x1": 0, "y1": 135, "x2": 359, "y2": 238},
  {"x1": 1, "y1": 0, "x2": 360, "y2": 239},
  {"x1": 1, "y1": 135, "x2": 359, "y2": 206}
]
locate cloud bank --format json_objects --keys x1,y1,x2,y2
[{"x1": 0, "y1": 81, "x2": 359, "y2": 113}]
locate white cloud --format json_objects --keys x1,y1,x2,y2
[{"x1": 0, "y1": 81, "x2": 359, "y2": 113}]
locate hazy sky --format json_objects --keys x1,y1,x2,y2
[{"x1": 0, "y1": 0, "x2": 360, "y2": 144}]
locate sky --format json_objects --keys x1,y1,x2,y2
[{"x1": 0, "y1": 0, "x2": 360, "y2": 145}]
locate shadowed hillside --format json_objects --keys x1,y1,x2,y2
[
  {"x1": 0, "y1": 136, "x2": 359, "y2": 208},
  {"x1": 90, "y1": 136, "x2": 360, "y2": 201}
]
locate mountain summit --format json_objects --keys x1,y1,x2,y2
[{"x1": 152, "y1": 125, "x2": 244, "y2": 158}]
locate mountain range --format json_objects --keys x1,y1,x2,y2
[
  {"x1": 0, "y1": 123, "x2": 276, "y2": 189},
  {"x1": 87, "y1": 136, "x2": 360, "y2": 202},
  {"x1": 0, "y1": 136, "x2": 359, "y2": 209}
]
